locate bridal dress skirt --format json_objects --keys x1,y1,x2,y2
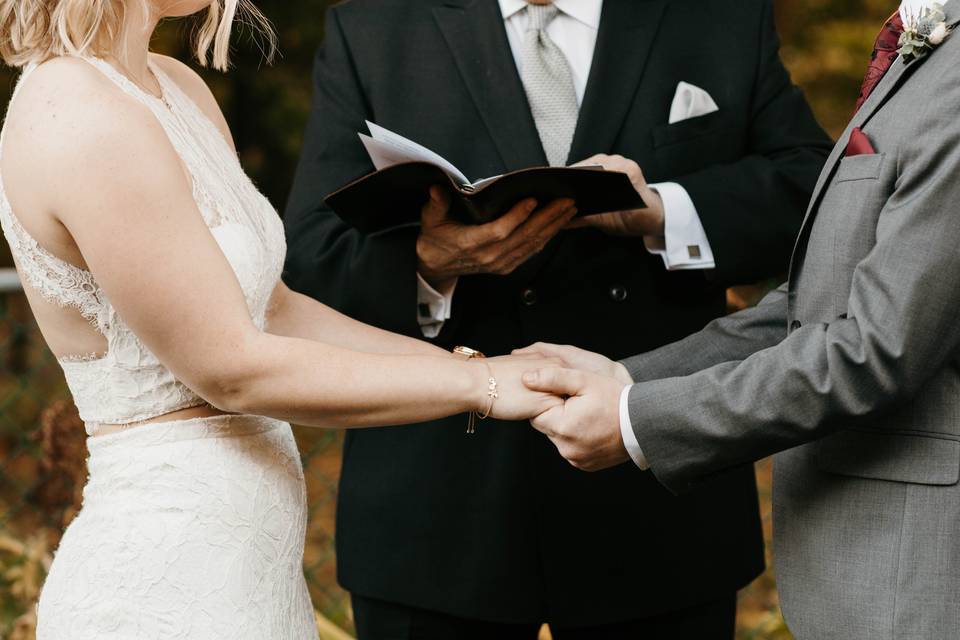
[{"x1": 35, "y1": 415, "x2": 320, "y2": 640}]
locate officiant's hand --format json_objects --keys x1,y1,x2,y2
[
  {"x1": 417, "y1": 186, "x2": 577, "y2": 290},
  {"x1": 513, "y1": 342, "x2": 633, "y2": 385},
  {"x1": 567, "y1": 154, "x2": 665, "y2": 238},
  {"x1": 522, "y1": 367, "x2": 630, "y2": 472}
]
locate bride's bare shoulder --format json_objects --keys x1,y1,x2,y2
[
  {"x1": 150, "y1": 54, "x2": 235, "y2": 151},
  {"x1": 9, "y1": 56, "x2": 140, "y2": 115},
  {"x1": 5, "y1": 57, "x2": 166, "y2": 155},
  {"x1": 2, "y1": 57, "x2": 183, "y2": 210}
]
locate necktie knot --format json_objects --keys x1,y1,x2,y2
[{"x1": 526, "y1": 4, "x2": 560, "y2": 32}]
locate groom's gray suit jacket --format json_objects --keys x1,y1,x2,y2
[{"x1": 621, "y1": 3, "x2": 960, "y2": 638}]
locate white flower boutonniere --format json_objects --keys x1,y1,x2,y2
[{"x1": 899, "y1": 3, "x2": 954, "y2": 63}]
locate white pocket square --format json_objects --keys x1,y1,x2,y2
[{"x1": 668, "y1": 81, "x2": 720, "y2": 124}]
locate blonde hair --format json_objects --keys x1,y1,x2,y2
[{"x1": 0, "y1": 0, "x2": 275, "y2": 71}]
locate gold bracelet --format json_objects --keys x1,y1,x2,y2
[
  {"x1": 453, "y1": 346, "x2": 497, "y2": 434},
  {"x1": 467, "y1": 360, "x2": 498, "y2": 434}
]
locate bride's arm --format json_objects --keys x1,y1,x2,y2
[
  {"x1": 12, "y1": 64, "x2": 558, "y2": 429},
  {"x1": 153, "y1": 56, "x2": 445, "y2": 359},
  {"x1": 266, "y1": 283, "x2": 445, "y2": 356},
  {"x1": 151, "y1": 55, "x2": 441, "y2": 358}
]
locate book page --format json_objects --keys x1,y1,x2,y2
[
  {"x1": 362, "y1": 121, "x2": 471, "y2": 186},
  {"x1": 468, "y1": 174, "x2": 503, "y2": 190}
]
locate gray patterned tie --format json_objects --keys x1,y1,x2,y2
[{"x1": 521, "y1": 3, "x2": 579, "y2": 167}]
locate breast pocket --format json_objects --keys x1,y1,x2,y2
[
  {"x1": 652, "y1": 110, "x2": 726, "y2": 148},
  {"x1": 834, "y1": 152, "x2": 885, "y2": 183},
  {"x1": 823, "y1": 153, "x2": 890, "y2": 313},
  {"x1": 651, "y1": 111, "x2": 740, "y2": 176}
]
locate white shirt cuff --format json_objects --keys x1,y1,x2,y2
[
  {"x1": 644, "y1": 182, "x2": 716, "y2": 271},
  {"x1": 619, "y1": 385, "x2": 649, "y2": 470},
  {"x1": 416, "y1": 274, "x2": 457, "y2": 338}
]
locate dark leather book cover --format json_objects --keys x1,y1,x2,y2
[{"x1": 325, "y1": 162, "x2": 645, "y2": 234}]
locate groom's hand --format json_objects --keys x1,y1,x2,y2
[
  {"x1": 417, "y1": 186, "x2": 578, "y2": 290},
  {"x1": 523, "y1": 367, "x2": 630, "y2": 472},
  {"x1": 483, "y1": 354, "x2": 566, "y2": 421},
  {"x1": 513, "y1": 342, "x2": 633, "y2": 384}
]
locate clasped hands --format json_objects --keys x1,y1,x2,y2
[
  {"x1": 420, "y1": 153, "x2": 661, "y2": 470},
  {"x1": 486, "y1": 344, "x2": 636, "y2": 473}
]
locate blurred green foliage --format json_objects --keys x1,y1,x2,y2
[{"x1": 776, "y1": 0, "x2": 899, "y2": 136}]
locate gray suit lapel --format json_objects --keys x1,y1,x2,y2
[
  {"x1": 787, "y1": 0, "x2": 960, "y2": 286},
  {"x1": 808, "y1": 60, "x2": 909, "y2": 207}
]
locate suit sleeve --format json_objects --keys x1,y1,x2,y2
[
  {"x1": 673, "y1": 0, "x2": 833, "y2": 285},
  {"x1": 282, "y1": 7, "x2": 422, "y2": 336},
  {"x1": 619, "y1": 282, "x2": 788, "y2": 383},
  {"x1": 629, "y1": 107, "x2": 960, "y2": 494}
]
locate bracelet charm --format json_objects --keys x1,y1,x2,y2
[
  {"x1": 454, "y1": 346, "x2": 497, "y2": 434},
  {"x1": 468, "y1": 374, "x2": 498, "y2": 434}
]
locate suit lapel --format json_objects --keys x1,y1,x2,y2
[
  {"x1": 799, "y1": 56, "x2": 912, "y2": 227},
  {"x1": 433, "y1": 0, "x2": 546, "y2": 170},
  {"x1": 567, "y1": 0, "x2": 669, "y2": 163},
  {"x1": 434, "y1": 0, "x2": 669, "y2": 169},
  {"x1": 513, "y1": 0, "x2": 668, "y2": 282},
  {"x1": 787, "y1": 1, "x2": 960, "y2": 284}
]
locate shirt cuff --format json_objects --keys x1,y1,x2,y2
[
  {"x1": 619, "y1": 385, "x2": 649, "y2": 470},
  {"x1": 644, "y1": 182, "x2": 716, "y2": 271},
  {"x1": 416, "y1": 273, "x2": 457, "y2": 338}
]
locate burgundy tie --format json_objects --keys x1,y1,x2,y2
[{"x1": 854, "y1": 11, "x2": 905, "y2": 113}]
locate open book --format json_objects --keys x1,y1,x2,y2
[{"x1": 324, "y1": 122, "x2": 645, "y2": 234}]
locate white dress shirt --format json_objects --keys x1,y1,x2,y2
[
  {"x1": 619, "y1": 0, "x2": 932, "y2": 471},
  {"x1": 416, "y1": 0, "x2": 716, "y2": 338}
]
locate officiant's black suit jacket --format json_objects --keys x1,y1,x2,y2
[{"x1": 284, "y1": 0, "x2": 832, "y2": 627}]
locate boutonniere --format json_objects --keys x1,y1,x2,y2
[{"x1": 898, "y1": 3, "x2": 953, "y2": 63}]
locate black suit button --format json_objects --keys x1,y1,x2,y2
[
  {"x1": 521, "y1": 288, "x2": 538, "y2": 307},
  {"x1": 609, "y1": 285, "x2": 628, "y2": 302},
  {"x1": 790, "y1": 320, "x2": 802, "y2": 332}
]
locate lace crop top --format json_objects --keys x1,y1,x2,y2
[{"x1": 0, "y1": 57, "x2": 287, "y2": 435}]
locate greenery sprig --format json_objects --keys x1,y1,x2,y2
[{"x1": 899, "y1": 3, "x2": 953, "y2": 62}]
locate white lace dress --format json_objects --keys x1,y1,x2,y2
[{"x1": 0, "y1": 57, "x2": 319, "y2": 639}]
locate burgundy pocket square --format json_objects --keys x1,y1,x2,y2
[{"x1": 845, "y1": 128, "x2": 875, "y2": 157}]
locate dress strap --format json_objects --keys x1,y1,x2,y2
[
  {"x1": 78, "y1": 56, "x2": 169, "y2": 110},
  {"x1": 0, "y1": 61, "x2": 108, "y2": 330},
  {"x1": 0, "y1": 63, "x2": 38, "y2": 160},
  {"x1": 9, "y1": 63, "x2": 38, "y2": 102}
]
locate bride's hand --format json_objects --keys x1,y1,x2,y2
[{"x1": 475, "y1": 355, "x2": 565, "y2": 421}]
